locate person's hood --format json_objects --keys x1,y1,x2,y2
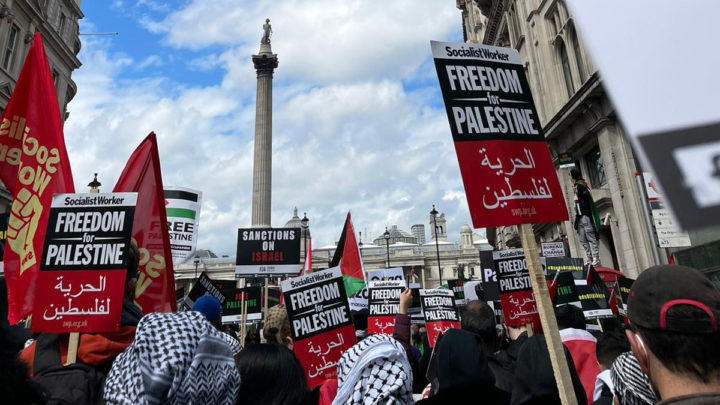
[
  {"x1": 121, "y1": 299, "x2": 143, "y2": 327},
  {"x1": 511, "y1": 335, "x2": 587, "y2": 405},
  {"x1": 431, "y1": 329, "x2": 495, "y2": 394}
]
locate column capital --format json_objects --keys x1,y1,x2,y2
[{"x1": 252, "y1": 53, "x2": 278, "y2": 77}]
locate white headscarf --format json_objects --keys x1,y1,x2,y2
[{"x1": 332, "y1": 334, "x2": 413, "y2": 405}]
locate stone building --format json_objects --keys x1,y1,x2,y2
[
  {"x1": 455, "y1": 0, "x2": 660, "y2": 278},
  {"x1": 174, "y1": 209, "x2": 493, "y2": 290},
  {"x1": 0, "y1": 0, "x2": 83, "y2": 211}
]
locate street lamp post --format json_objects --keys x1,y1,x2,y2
[
  {"x1": 430, "y1": 205, "x2": 443, "y2": 286},
  {"x1": 301, "y1": 212, "x2": 309, "y2": 264},
  {"x1": 193, "y1": 256, "x2": 200, "y2": 282},
  {"x1": 384, "y1": 227, "x2": 391, "y2": 268}
]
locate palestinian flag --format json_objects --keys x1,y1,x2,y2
[{"x1": 330, "y1": 213, "x2": 365, "y2": 298}]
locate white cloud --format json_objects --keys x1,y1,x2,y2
[{"x1": 65, "y1": 2, "x2": 475, "y2": 256}]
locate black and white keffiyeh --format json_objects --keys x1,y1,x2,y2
[
  {"x1": 104, "y1": 311, "x2": 240, "y2": 405},
  {"x1": 332, "y1": 334, "x2": 413, "y2": 405},
  {"x1": 610, "y1": 352, "x2": 657, "y2": 405},
  {"x1": 219, "y1": 331, "x2": 243, "y2": 356}
]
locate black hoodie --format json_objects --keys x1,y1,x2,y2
[
  {"x1": 511, "y1": 335, "x2": 588, "y2": 405},
  {"x1": 418, "y1": 329, "x2": 501, "y2": 404}
]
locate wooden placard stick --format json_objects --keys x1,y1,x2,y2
[
  {"x1": 525, "y1": 323, "x2": 534, "y2": 337},
  {"x1": 596, "y1": 319, "x2": 604, "y2": 333},
  {"x1": 66, "y1": 332, "x2": 79, "y2": 365},
  {"x1": 264, "y1": 278, "x2": 270, "y2": 316},
  {"x1": 240, "y1": 292, "x2": 247, "y2": 346},
  {"x1": 520, "y1": 223, "x2": 577, "y2": 405}
]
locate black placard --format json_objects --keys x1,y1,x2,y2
[
  {"x1": 235, "y1": 227, "x2": 301, "y2": 277},
  {"x1": 283, "y1": 271, "x2": 353, "y2": 341},
  {"x1": 40, "y1": 206, "x2": 135, "y2": 271}
]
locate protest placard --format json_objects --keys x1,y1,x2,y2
[
  {"x1": 184, "y1": 272, "x2": 227, "y2": 310},
  {"x1": 367, "y1": 280, "x2": 404, "y2": 335},
  {"x1": 550, "y1": 271, "x2": 581, "y2": 308},
  {"x1": 32, "y1": 193, "x2": 137, "y2": 332},
  {"x1": 541, "y1": 242, "x2": 566, "y2": 258},
  {"x1": 235, "y1": 228, "x2": 301, "y2": 277},
  {"x1": 545, "y1": 257, "x2": 584, "y2": 273},
  {"x1": 494, "y1": 249, "x2": 539, "y2": 327},
  {"x1": 222, "y1": 286, "x2": 262, "y2": 324},
  {"x1": 616, "y1": 277, "x2": 634, "y2": 316},
  {"x1": 420, "y1": 288, "x2": 460, "y2": 347},
  {"x1": 366, "y1": 267, "x2": 405, "y2": 282},
  {"x1": 576, "y1": 284, "x2": 614, "y2": 320},
  {"x1": 282, "y1": 268, "x2": 356, "y2": 387},
  {"x1": 480, "y1": 250, "x2": 499, "y2": 301},
  {"x1": 463, "y1": 280, "x2": 483, "y2": 301},
  {"x1": 164, "y1": 187, "x2": 202, "y2": 265},
  {"x1": 447, "y1": 279, "x2": 466, "y2": 306},
  {"x1": 431, "y1": 40, "x2": 567, "y2": 228}
]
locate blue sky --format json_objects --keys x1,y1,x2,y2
[{"x1": 65, "y1": 0, "x2": 473, "y2": 257}]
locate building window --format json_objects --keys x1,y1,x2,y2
[
  {"x1": 571, "y1": 28, "x2": 587, "y2": 83},
  {"x1": 558, "y1": 40, "x2": 574, "y2": 98},
  {"x1": 585, "y1": 147, "x2": 607, "y2": 188},
  {"x1": 59, "y1": 13, "x2": 67, "y2": 37},
  {"x1": 3, "y1": 26, "x2": 17, "y2": 72},
  {"x1": 52, "y1": 69, "x2": 59, "y2": 89}
]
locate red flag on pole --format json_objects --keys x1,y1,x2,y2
[
  {"x1": 302, "y1": 239, "x2": 312, "y2": 276},
  {"x1": 113, "y1": 133, "x2": 176, "y2": 313},
  {"x1": 1, "y1": 33, "x2": 74, "y2": 324}
]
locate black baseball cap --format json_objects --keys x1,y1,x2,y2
[{"x1": 627, "y1": 265, "x2": 720, "y2": 333}]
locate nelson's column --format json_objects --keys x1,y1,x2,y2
[{"x1": 251, "y1": 19, "x2": 278, "y2": 227}]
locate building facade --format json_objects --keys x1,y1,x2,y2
[
  {"x1": 174, "y1": 209, "x2": 493, "y2": 290},
  {"x1": 0, "y1": 0, "x2": 83, "y2": 211},
  {"x1": 456, "y1": 0, "x2": 662, "y2": 278}
]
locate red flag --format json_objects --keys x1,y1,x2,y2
[
  {"x1": 113, "y1": 133, "x2": 176, "y2": 313},
  {"x1": 1, "y1": 33, "x2": 74, "y2": 324},
  {"x1": 302, "y1": 238, "x2": 312, "y2": 276}
]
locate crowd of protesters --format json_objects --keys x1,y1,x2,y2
[{"x1": 2, "y1": 261, "x2": 720, "y2": 405}]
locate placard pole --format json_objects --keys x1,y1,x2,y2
[
  {"x1": 519, "y1": 223, "x2": 577, "y2": 405},
  {"x1": 525, "y1": 323, "x2": 534, "y2": 337},
  {"x1": 66, "y1": 332, "x2": 79, "y2": 365},
  {"x1": 264, "y1": 278, "x2": 270, "y2": 318},
  {"x1": 240, "y1": 293, "x2": 247, "y2": 346},
  {"x1": 596, "y1": 319, "x2": 604, "y2": 333}
]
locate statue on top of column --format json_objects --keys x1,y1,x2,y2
[{"x1": 261, "y1": 18, "x2": 272, "y2": 44}]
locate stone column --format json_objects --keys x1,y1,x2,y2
[{"x1": 251, "y1": 41, "x2": 278, "y2": 227}]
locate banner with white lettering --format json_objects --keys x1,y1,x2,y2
[
  {"x1": 235, "y1": 228, "x2": 301, "y2": 277},
  {"x1": 431, "y1": 40, "x2": 568, "y2": 227},
  {"x1": 282, "y1": 267, "x2": 356, "y2": 387},
  {"x1": 420, "y1": 288, "x2": 460, "y2": 347},
  {"x1": 164, "y1": 187, "x2": 202, "y2": 265},
  {"x1": 32, "y1": 193, "x2": 137, "y2": 332},
  {"x1": 367, "y1": 280, "x2": 404, "y2": 335},
  {"x1": 494, "y1": 249, "x2": 539, "y2": 327}
]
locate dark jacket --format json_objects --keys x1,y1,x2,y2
[
  {"x1": 495, "y1": 331, "x2": 529, "y2": 375},
  {"x1": 511, "y1": 335, "x2": 588, "y2": 405},
  {"x1": 418, "y1": 329, "x2": 502, "y2": 405}
]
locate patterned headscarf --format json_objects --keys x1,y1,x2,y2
[
  {"x1": 104, "y1": 312, "x2": 240, "y2": 405},
  {"x1": 610, "y1": 352, "x2": 657, "y2": 405},
  {"x1": 332, "y1": 334, "x2": 413, "y2": 405}
]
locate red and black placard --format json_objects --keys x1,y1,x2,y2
[
  {"x1": 281, "y1": 267, "x2": 356, "y2": 387},
  {"x1": 367, "y1": 280, "x2": 404, "y2": 335},
  {"x1": 494, "y1": 249, "x2": 539, "y2": 327},
  {"x1": 420, "y1": 288, "x2": 460, "y2": 347},
  {"x1": 431, "y1": 40, "x2": 567, "y2": 227}
]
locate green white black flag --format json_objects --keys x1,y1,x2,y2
[{"x1": 164, "y1": 186, "x2": 202, "y2": 265}]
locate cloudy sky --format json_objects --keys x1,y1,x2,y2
[{"x1": 65, "y1": 0, "x2": 475, "y2": 256}]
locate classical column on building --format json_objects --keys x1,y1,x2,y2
[{"x1": 251, "y1": 19, "x2": 278, "y2": 227}]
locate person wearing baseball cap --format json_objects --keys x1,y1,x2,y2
[{"x1": 625, "y1": 265, "x2": 720, "y2": 404}]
